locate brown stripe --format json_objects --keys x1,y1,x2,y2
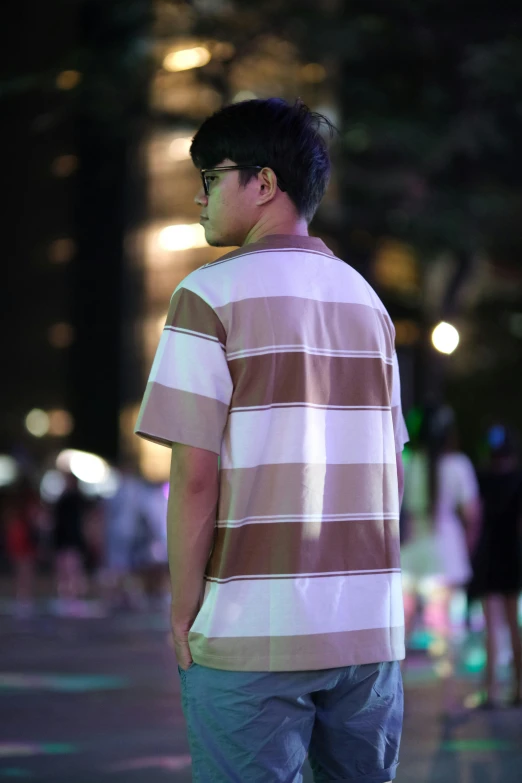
[
  {"x1": 135, "y1": 381, "x2": 229, "y2": 453},
  {"x1": 217, "y1": 298, "x2": 394, "y2": 360},
  {"x1": 217, "y1": 463, "x2": 399, "y2": 522},
  {"x1": 165, "y1": 327, "x2": 224, "y2": 348},
  {"x1": 206, "y1": 518, "x2": 400, "y2": 580},
  {"x1": 165, "y1": 287, "x2": 226, "y2": 345},
  {"x1": 189, "y1": 626, "x2": 405, "y2": 671},
  {"x1": 229, "y1": 353, "x2": 393, "y2": 409}
]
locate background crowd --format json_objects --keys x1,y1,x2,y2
[
  {"x1": 1, "y1": 404, "x2": 521, "y2": 715},
  {"x1": 1, "y1": 461, "x2": 170, "y2": 618}
]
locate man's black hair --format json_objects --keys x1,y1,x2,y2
[{"x1": 190, "y1": 98, "x2": 334, "y2": 222}]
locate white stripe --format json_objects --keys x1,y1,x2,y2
[
  {"x1": 230, "y1": 403, "x2": 390, "y2": 413},
  {"x1": 164, "y1": 325, "x2": 223, "y2": 345},
  {"x1": 221, "y1": 407, "x2": 397, "y2": 469},
  {"x1": 207, "y1": 569, "x2": 401, "y2": 583},
  {"x1": 391, "y1": 351, "x2": 402, "y2": 408},
  {"x1": 217, "y1": 512, "x2": 398, "y2": 528},
  {"x1": 185, "y1": 250, "x2": 381, "y2": 309},
  {"x1": 191, "y1": 571, "x2": 404, "y2": 638},
  {"x1": 227, "y1": 345, "x2": 393, "y2": 362},
  {"x1": 151, "y1": 329, "x2": 232, "y2": 404}
]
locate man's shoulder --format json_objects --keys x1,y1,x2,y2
[{"x1": 176, "y1": 245, "x2": 391, "y2": 321}]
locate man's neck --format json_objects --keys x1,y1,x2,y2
[{"x1": 243, "y1": 216, "x2": 309, "y2": 246}]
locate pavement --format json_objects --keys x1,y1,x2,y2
[{"x1": 1, "y1": 596, "x2": 521, "y2": 782}]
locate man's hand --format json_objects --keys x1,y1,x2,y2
[{"x1": 171, "y1": 613, "x2": 193, "y2": 670}]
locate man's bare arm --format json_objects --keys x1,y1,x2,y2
[{"x1": 167, "y1": 443, "x2": 219, "y2": 630}]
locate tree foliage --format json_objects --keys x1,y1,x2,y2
[{"x1": 193, "y1": 0, "x2": 522, "y2": 260}]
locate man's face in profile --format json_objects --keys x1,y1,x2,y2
[{"x1": 194, "y1": 159, "x2": 258, "y2": 247}]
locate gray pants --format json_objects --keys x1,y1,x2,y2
[{"x1": 178, "y1": 660, "x2": 403, "y2": 782}]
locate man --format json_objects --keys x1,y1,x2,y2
[{"x1": 136, "y1": 98, "x2": 408, "y2": 783}]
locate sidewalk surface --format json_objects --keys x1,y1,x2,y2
[{"x1": 1, "y1": 591, "x2": 521, "y2": 782}]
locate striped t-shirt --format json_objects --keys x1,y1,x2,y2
[{"x1": 136, "y1": 234, "x2": 408, "y2": 671}]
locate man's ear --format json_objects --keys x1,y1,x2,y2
[{"x1": 255, "y1": 167, "x2": 278, "y2": 206}]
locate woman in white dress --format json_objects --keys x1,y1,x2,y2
[
  {"x1": 401, "y1": 408, "x2": 480, "y2": 710},
  {"x1": 435, "y1": 447, "x2": 481, "y2": 588}
]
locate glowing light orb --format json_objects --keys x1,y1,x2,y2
[
  {"x1": 25, "y1": 409, "x2": 49, "y2": 438},
  {"x1": 431, "y1": 321, "x2": 459, "y2": 354},
  {"x1": 163, "y1": 47, "x2": 211, "y2": 72},
  {"x1": 158, "y1": 223, "x2": 207, "y2": 251}
]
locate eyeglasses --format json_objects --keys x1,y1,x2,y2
[{"x1": 200, "y1": 165, "x2": 286, "y2": 196}]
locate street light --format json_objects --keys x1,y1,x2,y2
[{"x1": 431, "y1": 321, "x2": 460, "y2": 355}]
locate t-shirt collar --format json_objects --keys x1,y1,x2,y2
[{"x1": 216, "y1": 234, "x2": 334, "y2": 264}]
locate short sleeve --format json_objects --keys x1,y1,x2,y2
[
  {"x1": 455, "y1": 454, "x2": 479, "y2": 506},
  {"x1": 135, "y1": 285, "x2": 233, "y2": 454},
  {"x1": 391, "y1": 351, "x2": 409, "y2": 452}
]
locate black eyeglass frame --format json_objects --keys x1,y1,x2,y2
[{"x1": 200, "y1": 165, "x2": 286, "y2": 196}]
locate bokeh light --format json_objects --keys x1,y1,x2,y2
[
  {"x1": 48, "y1": 323, "x2": 75, "y2": 349},
  {"x1": 40, "y1": 469, "x2": 66, "y2": 502},
  {"x1": 57, "y1": 449, "x2": 109, "y2": 484},
  {"x1": 168, "y1": 137, "x2": 192, "y2": 161},
  {"x1": 56, "y1": 70, "x2": 82, "y2": 90},
  {"x1": 47, "y1": 409, "x2": 74, "y2": 437},
  {"x1": 163, "y1": 47, "x2": 211, "y2": 72},
  {"x1": 0, "y1": 456, "x2": 19, "y2": 487},
  {"x1": 25, "y1": 409, "x2": 50, "y2": 438},
  {"x1": 431, "y1": 321, "x2": 460, "y2": 354},
  {"x1": 211, "y1": 41, "x2": 236, "y2": 61},
  {"x1": 232, "y1": 90, "x2": 258, "y2": 102},
  {"x1": 158, "y1": 223, "x2": 207, "y2": 251},
  {"x1": 51, "y1": 155, "x2": 78, "y2": 178},
  {"x1": 300, "y1": 63, "x2": 327, "y2": 83},
  {"x1": 47, "y1": 238, "x2": 76, "y2": 264}
]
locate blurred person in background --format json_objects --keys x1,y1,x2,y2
[
  {"x1": 52, "y1": 471, "x2": 88, "y2": 612},
  {"x1": 102, "y1": 464, "x2": 147, "y2": 611},
  {"x1": 134, "y1": 480, "x2": 170, "y2": 609},
  {"x1": 3, "y1": 476, "x2": 42, "y2": 617},
  {"x1": 401, "y1": 419, "x2": 433, "y2": 642},
  {"x1": 431, "y1": 410, "x2": 481, "y2": 713},
  {"x1": 102, "y1": 467, "x2": 169, "y2": 611},
  {"x1": 432, "y1": 409, "x2": 481, "y2": 615},
  {"x1": 469, "y1": 425, "x2": 522, "y2": 707},
  {"x1": 401, "y1": 407, "x2": 481, "y2": 712}
]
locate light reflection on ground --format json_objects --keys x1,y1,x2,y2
[
  {"x1": 0, "y1": 673, "x2": 128, "y2": 692},
  {"x1": 108, "y1": 755, "x2": 192, "y2": 772},
  {"x1": 0, "y1": 743, "x2": 76, "y2": 758}
]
